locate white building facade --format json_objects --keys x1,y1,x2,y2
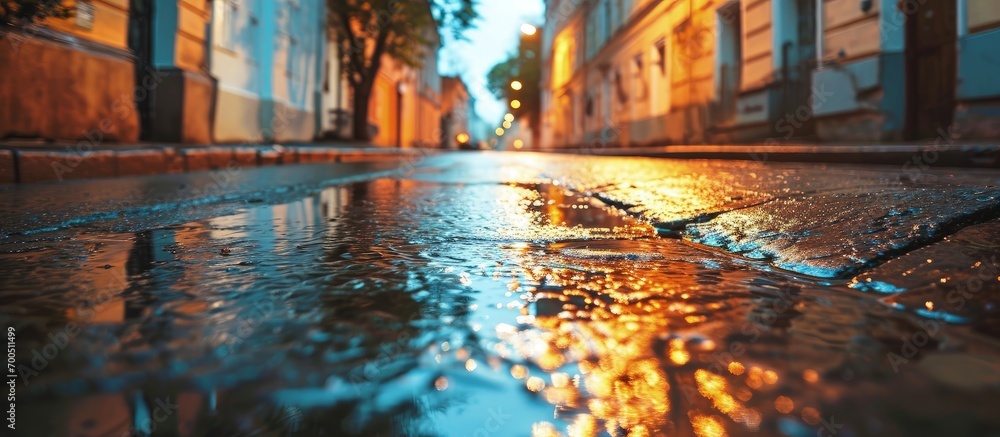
[{"x1": 209, "y1": 0, "x2": 326, "y2": 143}]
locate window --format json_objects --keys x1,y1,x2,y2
[
  {"x1": 632, "y1": 53, "x2": 646, "y2": 101},
  {"x1": 616, "y1": 0, "x2": 625, "y2": 28},
  {"x1": 603, "y1": 0, "x2": 612, "y2": 41},
  {"x1": 216, "y1": 0, "x2": 239, "y2": 51},
  {"x1": 586, "y1": 12, "x2": 597, "y2": 59},
  {"x1": 654, "y1": 38, "x2": 667, "y2": 75}
]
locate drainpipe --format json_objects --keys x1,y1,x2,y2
[
  {"x1": 687, "y1": 0, "x2": 694, "y2": 143},
  {"x1": 258, "y1": 0, "x2": 276, "y2": 143},
  {"x1": 315, "y1": 0, "x2": 326, "y2": 140},
  {"x1": 815, "y1": 0, "x2": 823, "y2": 67},
  {"x1": 396, "y1": 82, "x2": 405, "y2": 148},
  {"x1": 206, "y1": 0, "x2": 217, "y2": 143}
]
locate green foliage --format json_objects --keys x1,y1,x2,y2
[
  {"x1": 329, "y1": 0, "x2": 476, "y2": 85},
  {"x1": 0, "y1": 0, "x2": 73, "y2": 26},
  {"x1": 485, "y1": 30, "x2": 541, "y2": 122},
  {"x1": 486, "y1": 55, "x2": 519, "y2": 99},
  {"x1": 328, "y1": 0, "x2": 477, "y2": 141}
]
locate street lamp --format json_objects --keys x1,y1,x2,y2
[
  {"x1": 511, "y1": 80, "x2": 523, "y2": 91},
  {"x1": 513, "y1": 139, "x2": 524, "y2": 149},
  {"x1": 520, "y1": 23, "x2": 537, "y2": 36},
  {"x1": 504, "y1": 113, "x2": 514, "y2": 122},
  {"x1": 496, "y1": 127, "x2": 505, "y2": 136},
  {"x1": 503, "y1": 121, "x2": 512, "y2": 129},
  {"x1": 510, "y1": 100, "x2": 521, "y2": 109}
]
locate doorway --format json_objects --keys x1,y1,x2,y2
[
  {"x1": 904, "y1": 0, "x2": 957, "y2": 139},
  {"x1": 127, "y1": 0, "x2": 154, "y2": 141},
  {"x1": 776, "y1": 0, "x2": 818, "y2": 137}
]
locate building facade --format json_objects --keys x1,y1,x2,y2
[
  {"x1": 1, "y1": 0, "x2": 142, "y2": 143},
  {"x1": 209, "y1": 0, "x2": 326, "y2": 144},
  {"x1": 540, "y1": 0, "x2": 1000, "y2": 148},
  {"x1": 2, "y1": 0, "x2": 447, "y2": 148},
  {"x1": 440, "y1": 76, "x2": 476, "y2": 148},
  {"x1": 367, "y1": 31, "x2": 442, "y2": 148}
]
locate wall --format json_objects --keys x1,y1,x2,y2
[
  {"x1": 441, "y1": 77, "x2": 471, "y2": 149},
  {"x1": 954, "y1": 0, "x2": 1000, "y2": 138},
  {"x1": 211, "y1": 0, "x2": 324, "y2": 144},
  {"x1": 367, "y1": 29, "x2": 442, "y2": 149},
  {"x1": 539, "y1": 0, "x2": 1000, "y2": 147},
  {"x1": 145, "y1": 0, "x2": 215, "y2": 144},
  {"x1": 0, "y1": 0, "x2": 139, "y2": 143}
]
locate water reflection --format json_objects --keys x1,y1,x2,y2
[{"x1": 2, "y1": 173, "x2": 1000, "y2": 436}]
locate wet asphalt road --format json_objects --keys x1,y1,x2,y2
[{"x1": 2, "y1": 151, "x2": 1000, "y2": 437}]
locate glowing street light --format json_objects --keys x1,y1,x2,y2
[
  {"x1": 495, "y1": 127, "x2": 505, "y2": 136},
  {"x1": 456, "y1": 132, "x2": 470, "y2": 144},
  {"x1": 511, "y1": 80, "x2": 523, "y2": 91},
  {"x1": 513, "y1": 139, "x2": 524, "y2": 149},
  {"x1": 502, "y1": 121, "x2": 512, "y2": 129},
  {"x1": 504, "y1": 113, "x2": 514, "y2": 122},
  {"x1": 520, "y1": 23, "x2": 537, "y2": 36},
  {"x1": 510, "y1": 99, "x2": 521, "y2": 109}
]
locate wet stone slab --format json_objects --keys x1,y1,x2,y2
[
  {"x1": 850, "y1": 220, "x2": 1000, "y2": 334},
  {"x1": 4, "y1": 152, "x2": 1000, "y2": 436},
  {"x1": 683, "y1": 187, "x2": 1000, "y2": 278}
]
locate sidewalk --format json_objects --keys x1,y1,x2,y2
[
  {"x1": 0, "y1": 142, "x2": 433, "y2": 184},
  {"x1": 564, "y1": 142, "x2": 1000, "y2": 168},
  {"x1": 4, "y1": 140, "x2": 999, "y2": 185}
]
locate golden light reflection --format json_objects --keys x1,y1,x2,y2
[
  {"x1": 668, "y1": 338, "x2": 691, "y2": 365},
  {"x1": 434, "y1": 376, "x2": 449, "y2": 391},
  {"x1": 527, "y1": 376, "x2": 546, "y2": 392},
  {"x1": 511, "y1": 364, "x2": 529, "y2": 379},
  {"x1": 695, "y1": 369, "x2": 763, "y2": 431},
  {"x1": 803, "y1": 369, "x2": 819, "y2": 383},
  {"x1": 531, "y1": 422, "x2": 560, "y2": 437},
  {"x1": 567, "y1": 414, "x2": 598, "y2": 436},
  {"x1": 775, "y1": 396, "x2": 794, "y2": 414},
  {"x1": 801, "y1": 407, "x2": 821, "y2": 425},
  {"x1": 691, "y1": 414, "x2": 728, "y2": 437},
  {"x1": 487, "y1": 207, "x2": 789, "y2": 436}
]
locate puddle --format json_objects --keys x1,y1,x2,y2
[{"x1": 2, "y1": 176, "x2": 999, "y2": 436}]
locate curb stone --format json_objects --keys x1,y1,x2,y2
[
  {"x1": 0, "y1": 150, "x2": 14, "y2": 184},
  {"x1": 0, "y1": 145, "x2": 426, "y2": 184}
]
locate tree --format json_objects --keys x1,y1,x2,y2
[
  {"x1": 0, "y1": 0, "x2": 72, "y2": 27},
  {"x1": 329, "y1": 0, "x2": 476, "y2": 142},
  {"x1": 486, "y1": 28, "x2": 541, "y2": 147}
]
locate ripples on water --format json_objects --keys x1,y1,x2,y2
[{"x1": 2, "y1": 160, "x2": 1000, "y2": 436}]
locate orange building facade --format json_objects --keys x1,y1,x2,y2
[{"x1": 540, "y1": 0, "x2": 1000, "y2": 148}]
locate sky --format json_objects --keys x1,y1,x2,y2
[{"x1": 439, "y1": 0, "x2": 545, "y2": 132}]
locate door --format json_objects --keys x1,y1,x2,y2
[
  {"x1": 778, "y1": 0, "x2": 817, "y2": 137},
  {"x1": 905, "y1": 0, "x2": 957, "y2": 139},
  {"x1": 128, "y1": 0, "x2": 154, "y2": 141}
]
